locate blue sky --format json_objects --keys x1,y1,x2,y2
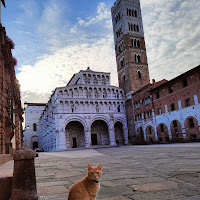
[{"x1": 2, "y1": 0, "x2": 200, "y2": 104}]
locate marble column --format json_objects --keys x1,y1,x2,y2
[{"x1": 85, "y1": 129, "x2": 91, "y2": 148}]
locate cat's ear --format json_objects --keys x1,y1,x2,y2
[
  {"x1": 98, "y1": 164, "x2": 102, "y2": 169},
  {"x1": 88, "y1": 164, "x2": 92, "y2": 169}
]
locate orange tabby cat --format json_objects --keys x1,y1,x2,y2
[{"x1": 68, "y1": 164, "x2": 103, "y2": 200}]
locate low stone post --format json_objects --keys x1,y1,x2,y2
[{"x1": 10, "y1": 149, "x2": 38, "y2": 200}]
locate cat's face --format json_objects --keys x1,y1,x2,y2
[{"x1": 88, "y1": 164, "x2": 102, "y2": 182}]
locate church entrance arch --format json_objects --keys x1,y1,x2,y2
[
  {"x1": 91, "y1": 120, "x2": 109, "y2": 145},
  {"x1": 114, "y1": 121, "x2": 124, "y2": 144},
  {"x1": 65, "y1": 121, "x2": 85, "y2": 148}
]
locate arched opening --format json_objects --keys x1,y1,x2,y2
[
  {"x1": 145, "y1": 126, "x2": 155, "y2": 143},
  {"x1": 136, "y1": 127, "x2": 144, "y2": 142},
  {"x1": 31, "y1": 136, "x2": 39, "y2": 150},
  {"x1": 65, "y1": 121, "x2": 85, "y2": 148},
  {"x1": 157, "y1": 123, "x2": 169, "y2": 143},
  {"x1": 184, "y1": 116, "x2": 199, "y2": 140},
  {"x1": 170, "y1": 120, "x2": 183, "y2": 141},
  {"x1": 114, "y1": 121, "x2": 124, "y2": 144},
  {"x1": 91, "y1": 120, "x2": 109, "y2": 146}
]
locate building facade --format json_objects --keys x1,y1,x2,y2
[
  {"x1": 24, "y1": 103, "x2": 46, "y2": 150},
  {"x1": 0, "y1": 25, "x2": 23, "y2": 154},
  {"x1": 133, "y1": 66, "x2": 200, "y2": 143},
  {"x1": 24, "y1": 68, "x2": 128, "y2": 151}
]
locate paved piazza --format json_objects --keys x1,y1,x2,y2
[{"x1": 35, "y1": 143, "x2": 200, "y2": 200}]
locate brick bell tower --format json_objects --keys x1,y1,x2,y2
[{"x1": 111, "y1": 0, "x2": 150, "y2": 97}]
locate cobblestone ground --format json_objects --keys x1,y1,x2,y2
[{"x1": 35, "y1": 143, "x2": 200, "y2": 200}]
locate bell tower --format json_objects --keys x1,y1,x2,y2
[{"x1": 111, "y1": 0, "x2": 150, "y2": 97}]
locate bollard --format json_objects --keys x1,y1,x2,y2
[{"x1": 10, "y1": 149, "x2": 38, "y2": 200}]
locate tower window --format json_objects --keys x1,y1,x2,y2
[
  {"x1": 135, "y1": 54, "x2": 141, "y2": 63},
  {"x1": 123, "y1": 74, "x2": 126, "y2": 82},
  {"x1": 33, "y1": 123, "x2": 37, "y2": 131},
  {"x1": 135, "y1": 10, "x2": 137, "y2": 17},
  {"x1": 132, "y1": 39, "x2": 140, "y2": 47},
  {"x1": 116, "y1": 27, "x2": 122, "y2": 38},
  {"x1": 136, "y1": 25, "x2": 139, "y2": 32},
  {"x1": 138, "y1": 71, "x2": 142, "y2": 79},
  {"x1": 120, "y1": 58, "x2": 125, "y2": 68}
]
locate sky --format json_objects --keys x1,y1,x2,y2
[{"x1": 1, "y1": 0, "x2": 200, "y2": 105}]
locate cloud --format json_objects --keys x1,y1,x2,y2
[
  {"x1": 17, "y1": 34, "x2": 117, "y2": 104},
  {"x1": 77, "y1": 3, "x2": 110, "y2": 28},
  {"x1": 140, "y1": 0, "x2": 200, "y2": 82}
]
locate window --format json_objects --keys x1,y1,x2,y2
[
  {"x1": 132, "y1": 39, "x2": 140, "y2": 47},
  {"x1": 117, "y1": 105, "x2": 121, "y2": 112},
  {"x1": 171, "y1": 103, "x2": 175, "y2": 111},
  {"x1": 158, "y1": 108, "x2": 162, "y2": 115},
  {"x1": 189, "y1": 118, "x2": 194, "y2": 128},
  {"x1": 185, "y1": 98, "x2": 190, "y2": 107},
  {"x1": 138, "y1": 71, "x2": 142, "y2": 79},
  {"x1": 120, "y1": 58, "x2": 125, "y2": 68},
  {"x1": 156, "y1": 92, "x2": 160, "y2": 99},
  {"x1": 135, "y1": 54, "x2": 141, "y2": 63},
  {"x1": 182, "y1": 79, "x2": 188, "y2": 88},
  {"x1": 123, "y1": 75, "x2": 126, "y2": 83},
  {"x1": 160, "y1": 124, "x2": 164, "y2": 132},
  {"x1": 169, "y1": 86, "x2": 173, "y2": 93},
  {"x1": 33, "y1": 123, "x2": 37, "y2": 131}
]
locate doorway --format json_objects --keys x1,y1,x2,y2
[
  {"x1": 33, "y1": 142, "x2": 38, "y2": 150},
  {"x1": 72, "y1": 137, "x2": 77, "y2": 148},
  {"x1": 91, "y1": 134, "x2": 98, "y2": 145}
]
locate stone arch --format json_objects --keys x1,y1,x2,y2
[
  {"x1": 31, "y1": 135, "x2": 39, "y2": 150},
  {"x1": 91, "y1": 119, "x2": 109, "y2": 146},
  {"x1": 184, "y1": 116, "x2": 199, "y2": 140},
  {"x1": 136, "y1": 126, "x2": 144, "y2": 142},
  {"x1": 63, "y1": 116, "x2": 88, "y2": 131},
  {"x1": 170, "y1": 120, "x2": 183, "y2": 141},
  {"x1": 65, "y1": 121, "x2": 85, "y2": 148},
  {"x1": 145, "y1": 126, "x2": 156, "y2": 143},
  {"x1": 114, "y1": 120, "x2": 124, "y2": 144},
  {"x1": 157, "y1": 123, "x2": 169, "y2": 143}
]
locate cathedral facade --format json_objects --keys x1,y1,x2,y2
[{"x1": 24, "y1": 68, "x2": 128, "y2": 151}]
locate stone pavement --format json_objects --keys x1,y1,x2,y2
[{"x1": 35, "y1": 143, "x2": 200, "y2": 200}]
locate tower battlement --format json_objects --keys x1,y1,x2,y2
[{"x1": 111, "y1": 0, "x2": 140, "y2": 13}]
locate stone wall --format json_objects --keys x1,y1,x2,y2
[{"x1": 0, "y1": 25, "x2": 23, "y2": 154}]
